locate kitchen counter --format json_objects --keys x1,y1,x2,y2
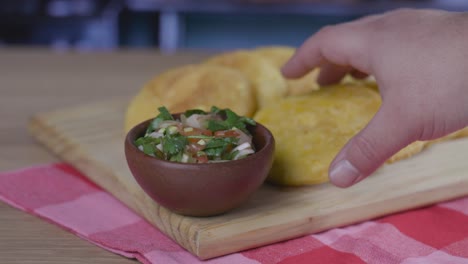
[{"x1": 0, "y1": 47, "x2": 212, "y2": 263}]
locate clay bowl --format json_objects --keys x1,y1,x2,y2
[{"x1": 124, "y1": 114, "x2": 275, "y2": 217}]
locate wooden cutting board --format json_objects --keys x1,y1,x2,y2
[{"x1": 28, "y1": 98, "x2": 468, "y2": 260}]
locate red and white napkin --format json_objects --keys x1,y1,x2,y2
[{"x1": 1, "y1": 163, "x2": 468, "y2": 263}]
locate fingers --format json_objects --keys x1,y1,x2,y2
[
  {"x1": 350, "y1": 69, "x2": 369, "y2": 79},
  {"x1": 317, "y1": 63, "x2": 369, "y2": 85},
  {"x1": 282, "y1": 18, "x2": 374, "y2": 80},
  {"x1": 317, "y1": 63, "x2": 352, "y2": 86},
  {"x1": 281, "y1": 32, "x2": 326, "y2": 79},
  {"x1": 328, "y1": 103, "x2": 416, "y2": 188}
]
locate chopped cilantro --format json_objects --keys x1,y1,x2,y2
[
  {"x1": 223, "y1": 150, "x2": 239, "y2": 160},
  {"x1": 207, "y1": 120, "x2": 230, "y2": 132},
  {"x1": 204, "y1": 137, "x2": 239, "y2": 158},
  {"x1": 184, "y1": 109, "x2": 207, "y2": 117},
  {"x1": 158, "y1": 106, "x2": 173, "y2": 120},
  {"x1": 161, "y1": 134, "x2": 187, "y2": 158},
  {"x1": 205, "y1": 137, "x2": 238, "y2": 149},
  {"x1": 169, "y1": 151, "x2": 184, "y2": 162},
  {"x1": 134, "y1": 137, "x2": 162, "y2": 157},
  {"x1": 204, "y1": 147, "x2": 223, "y2": 158},
  {"x1": 210, "y1": 106, "x2": 221, "y2": 114},
  {"x1": 206, "y1": 108, "x2": 256, "y2": 134},
  {"x1": 145, "y1": 106, "x2": 174, "y2": 135},
  {"x1": 135, "y1": 106, "x2": 255, "y2": 163},
  {"x1": 186, "y1": 135, "x2": 213, "y2": 139}
]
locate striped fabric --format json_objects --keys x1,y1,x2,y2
[{"x1": 1, "y1": 163, "x2": 467, "y2": 264}]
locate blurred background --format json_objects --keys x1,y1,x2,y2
[{"x1": 1, "y1": 0, "x2": 467, "y2": 53}]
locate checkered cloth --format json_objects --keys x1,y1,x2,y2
[{"x1": 1, "y1": 163, "x2": 468, "y2": 263}]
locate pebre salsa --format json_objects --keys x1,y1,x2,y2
[{"x1": 135, "y1": 106, "x2": 256, "y2": 163}]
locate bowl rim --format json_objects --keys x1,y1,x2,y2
[{"x1": 125, "y1": 115, "x2": 275, "y2": 167}]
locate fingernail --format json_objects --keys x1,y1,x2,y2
[{"x1": 329, "y1": 160, "x2": 362, "y2": 188}]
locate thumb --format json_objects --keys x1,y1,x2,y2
[{"x1": 329, "y1": 104, "x2": 415, "y2": 188}]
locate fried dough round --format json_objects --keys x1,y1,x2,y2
[
  {"x1": 204, "y1": 50, "x2": 287, "y2": 108},
  {"x1": 254, "y1": 84, "x2": 381, "y2": 186},
  {"x1": 342, "y1": 74, "x2": 379, "y2": 92},
  {"x1": 124, "y1": 64, "x2": 255, "y2": 132},
  {"x1": 387, "y1": 126, "x2": 468, "y2": 163},
  {"x1": 124, "y1": 86, "x2": 163, "y2": 132},
  {"x1": 254, "y1": 46, "x2": 320, "y2": 96},
  {"x1": 387, "y1": 141, "x2": 427, "y2": 164}
]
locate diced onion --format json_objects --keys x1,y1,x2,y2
[
  {"x1": 184, "y1": 114, "x2": 211, "y2": 129},
  {"x1": 180, "y1": 114, "x2": 187, "y2": 125},
  {"x1": 233, "y1": 149, "x2": 255, "y2": 160},
  {"x1": 233, "y1": 128, "x2": 252, "y2": 145},
  {"x1": 149, "y1": 132, "x2": 164, "y2": 138},
  {"x1": 232, "y1": 142, "x2": 252, "y2": 152},
  {"x1": 181, "y1": 154, "x2": 189, "y2": 163},
  {"x1": 185, "y1": 114, "x2": 203, "y2": 128},
  {"x1": 159, "y1": 120, "x2": 179, "y2": 129},
  {"x1": 167, "y1": 126, "x2": 178, "y2": 134}
]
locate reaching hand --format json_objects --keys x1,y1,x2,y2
[{"x1": 282, "y1": 9, "x2": 468, "y2": 187}]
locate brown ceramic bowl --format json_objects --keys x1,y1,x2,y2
[{"x1": 124, "y1": 114, "x2": 275, "y2": 217}]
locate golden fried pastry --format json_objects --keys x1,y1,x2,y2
[
  {"x1": 124, "y1": 64, "x2": 255, "y2": 132},
  {"x1": 124, "y1": 86, "x2": 164, "y2": 132},
  {"x1": 255, "y1": 81, "x2": 467, "y2": 186},
  {"x1": 424, "y1": 126, "x2": 468, "y2": 147},
  {"x1": 254, "y1": 84, "x2": 381, "y2": 186},
  {"x1": 342, "y1": 74, "x2": 379, "y2": 92},
  {"x1": 125, "y1": 47, "x2": 468, "y2": 187},
  {"x1": 254, "y1": 46, "x2": 320, "y2": 96},
  {"x1": 204, "y1": 50, "x2": 287, "y2": 108},
  {"x1": 125, "y1": 65, "x2": 198, "y2": 131},
  {"x1": 388, "y1": 126, "x2": 468, "y2": 163},
  {"x1": 387, "y1": 141, "x2": 427, "y2": 163}
]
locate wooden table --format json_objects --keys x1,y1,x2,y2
[{"x1": 0, "y1": 48, "x2": 212, "y2": 263}]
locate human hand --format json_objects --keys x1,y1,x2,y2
[{"x1": 282, "y1": 9, "x2": 468, "y2": 188}]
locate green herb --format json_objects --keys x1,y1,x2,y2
[
  {"x1": 223, "y1": 150, "x2": 239, "y2": 160},
  {"x1": 145, "y1": 106, "x2": 174, "y2": 135},
  {"x1": 184, "y1": 109, "x2": 207, "y2": 117},
  {"x1": 158, "y1": 106, "x2": 173, "y2": 120},
  {"x1": 210, "y1": 106, "x2": 221, "y2": 114},
  {"x1": 161, "y1": 134, "x2": 188, "y2": 158},
  {"x1": 169, "y1": 151, "x2": 184, "y2": 162},
  {"x1": 206, "y1": 108, "x2": 256, "y2": 134},
  {"x1": 205, "y1": 137, "x2": 238, "y2": 148},
  {"x1": 206, "y1": 120, "x2": 230, "y2": 131},
  {"x1": 135, "y1": 106, "x2": 255, "y2": 163},
  {"x1": 134, "y1": 137, "x2": 162, "y2": 157},
  {"x1": 204, "y1": 137, "x2": 239, "y2": 158},
  {"x1": 186, "y1": 135, "x2": 213, "y2": 140}
]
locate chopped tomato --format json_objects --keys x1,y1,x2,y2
[
  {"x1": 181, "y1": 127, "x2": 213, "y2": 137},
  {"x1": 187, "y1": 137, "x2": 200, "y2": 144},
  {"x1": 138, "y1": 107, "x2": 255, "y2": 163},
  {"x1": 214, "y1": 130, "x2": 240, "y2": 138},
  {"x1": 195, "y1": 153, "x2": 209, "y2": 163},
  {"x1": 187, "y1": 143, "x2": 205, "y2": 154}
]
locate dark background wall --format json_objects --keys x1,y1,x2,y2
[{"x1": 1, "y1": 0, "x2": 466, "y2": 52}]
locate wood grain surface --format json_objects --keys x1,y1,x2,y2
[
  {"x1": 29, "y1": 98, "x2": 468, "y2": 260},
  {"x1": 0, "y1": 48, "x2": 212, "y2": 263}
]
